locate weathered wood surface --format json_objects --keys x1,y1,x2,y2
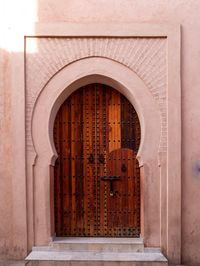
[{"x1": 54, "y1": 84, "x2": 141, "y2": 237}]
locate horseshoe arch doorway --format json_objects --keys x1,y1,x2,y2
[{"x1": 53, "y1": 83, "x2": 141, "y2": 237}]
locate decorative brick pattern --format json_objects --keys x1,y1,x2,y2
[{"x1": 25, "y1": 37, "x2": 167, "y2": 152}]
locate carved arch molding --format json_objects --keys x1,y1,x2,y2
[
  {"x1": 26, "y1": 37, "x2": 167, "y2": 152},
  {"x1": 25, "y1": 24, "x2": 181, "y2": 264}
]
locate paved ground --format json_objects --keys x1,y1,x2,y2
[
  {"x1": 0, "y1": 262, "x2": 191, "y2": 266},
  {"x1": 0, "y1": 262, "x2": 190, "y2": 265}
]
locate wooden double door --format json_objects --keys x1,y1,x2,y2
[{"x1": 54, "y1": 84, "x2": 141, "y2": 237}]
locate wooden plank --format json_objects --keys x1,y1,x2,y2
[
  {"x1": 83, "y1": 85, "x2": 96, "y2": 236},
  {"x1": 62, "y1": 100, "x2": 71, "y2": 235},
  {"x1": 95, "y1": 84, "x2": 100, "y2": 235},
  {"x1": 53, "y1": 110, "x2": 61, "y2": 235},
  {"x1": 73, "y1": 89, "x2": 84, "y2": 235},
  {"x1": 96, "y1": 84, "x2": 107, "y2": 236},
  {"x1": 70, "y1": 92, "x2": 76, "y2": 235}
]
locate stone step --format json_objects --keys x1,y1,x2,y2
[
  {"x1": 47, "y1": 237, "x2": 144, "y2": 252},
  {"x1": 0, "y1": 261, "x2": 27, "y2": 266},
  {"x1": 26, "y1": 249, "x2": 168, "y2": 266}
]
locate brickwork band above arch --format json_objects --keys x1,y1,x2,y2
[{"x1": 26, "y1": 37, "x2": 167, "y2": 153}]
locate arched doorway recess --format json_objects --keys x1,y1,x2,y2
[
  {"x1": 53, "y1": 83, "x2": 141, "y2": 237},
  {"x1": 31, "y1": 57, "x2": 161, "y2": 246}
]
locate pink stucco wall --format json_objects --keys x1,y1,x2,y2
[{"x1": 0, "y1": 0, "x2": 200, "y2": 265}]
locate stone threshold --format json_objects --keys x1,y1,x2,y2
[
  {"x1": 33, "y1": 237, "x2": 145, "y2": 253},
  {"x1": 25, "y1": 237, "x2": 167, "y2": 264},
  {"x1": 51, "y1": 237, "x2": 144, "y2": 244},
  {"x1": 25, "y1": 248, "x2": 167, "y2": 262}
]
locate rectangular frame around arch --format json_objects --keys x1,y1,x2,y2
[{"x1": 22, "y1": 23, "x2": 181, "y2": 264}]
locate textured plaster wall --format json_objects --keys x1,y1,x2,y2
[
  {"x1": 36, "y1": 1, "x2": 200, "y2": 264},
  {"x1": 0, "y1": 0, "x2": 200, "y2": 265},
  {"x1": 0, "y1": 49, "x2": 13, "y2": 258}
]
